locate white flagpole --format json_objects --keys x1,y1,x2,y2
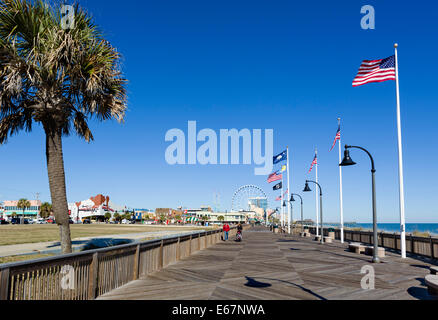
[
  {"x1": 338, "y1": 118, "x2": 344, "y2": 243},
  {"x1": 287, "y1": 147, "x2": 291, "y2": 234},
  {"x1": 281, "y1": 171, "x2": 284, "y2": 228},
  {"x1": 315, "y1": 148, "x2": 319, "y2": 236},
  {"x1": 394, "y1": 43, "x2": 406, "y2": 258}
]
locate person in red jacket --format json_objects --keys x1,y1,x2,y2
[{"x1": 223, "y1": 223, "x2": 230, "y2": 241}]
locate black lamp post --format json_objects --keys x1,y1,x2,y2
[
  {"x1": 340, "y1": 145, "x2": 380, "y2": 263},
  {"x1": 283, "y1": 200, "x2": 290, "y2": 233},
  {"x1": 291, "y1": 194, "x2": 304, "y2": 232},
  {"x1": 283, "y1": 197, "x2": 293, "y2": 234},
  {"x1": 303, "y1": 180, "x2": 324, "y2": 244}
]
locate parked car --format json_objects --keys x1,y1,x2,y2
[
  {"x1": 11, "y1": 218, "x2": 28, "y2": 224},
  {"x1": 82, "y1": 219, "x2": 91, "y2": 224},
  {"x1": 0, "y1": 219, "x2": 9, "y2": 225},
  {"x1": 36, "y1": 218, "x2": 48, "y2": 224},
  {"x1": 69, "y1": 219, "x2": 74, "y2": 224}
]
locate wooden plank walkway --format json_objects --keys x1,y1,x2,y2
[{"x1": 97, "y1": 226, "x2": 438, "y2": 300}]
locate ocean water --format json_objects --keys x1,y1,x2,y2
[{"x1": 323, "y1": 223, "x2": 438, "y2": 236}]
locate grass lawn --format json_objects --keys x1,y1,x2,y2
[
  {"x1": 0, "y1": 224, "x2": 217, "y2": 246},
  {"x1": 0, "y1": 253, "x2": 55, "y2": 264}
]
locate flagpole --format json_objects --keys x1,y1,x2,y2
[
  {"x1": 338, "y1": 118, "x2": 344, "y2": 243},
  {"x1": 287, "y1": 146, "x2": 291, "y2": 234},
  {"x1": 394, "y1": 43, "x2": 406, "y2": 259},
  {"x1": 315, "y1": 148, "x2": 319, "y2": 236},
  {"x1": 281, "y1": 171, "x2": 284, "y2": 229}
]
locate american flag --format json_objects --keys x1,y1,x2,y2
[
  {"x1": 308, "y1": 154, "x2": 317, "y2": 173},
  {"x1": 330, "y1": 124, "x2": 341, "y2": 151},
  {"x1": 352, "y1": 55, "x2": 396, "y2": 87},
  {"x1": 267, "y1": 171, "x2": 282, "y2": 183},
  {"x1": 275, "y1": 189, "x2": 288, "y2": 201}
]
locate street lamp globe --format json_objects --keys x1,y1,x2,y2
[
  {"x1": 303, "y1": 181, "x2": 312, "y2": 192},
  {"x1": 340, "y1": 149, "x2": 356, "y2": 167}
]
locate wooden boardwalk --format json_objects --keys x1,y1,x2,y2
[{"x1": 97, "y1": 226, "x2": 437, "y2": 300}]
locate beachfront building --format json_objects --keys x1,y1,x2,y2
[
  {"x1": 68, "y1": 194, "x2": 126, "y2": 222},
  {"x1": 134, "y1": 209, "x2": 155, "y2": 220},
  {"x1": 0, "y1": 202, "x2": 4, "y2": 219},
  {"x1": 3, "y1": 200, "x2": 41, "y2": 219},
  {"x1": 248, "y1": 197, "x2": 268, "y2": 211},
  {"x1": 184, "y1": 206, "x2": 212, "y2": 217},
  {"x1": 193, "y1": 211, "x2": 246, "y2": 224}
]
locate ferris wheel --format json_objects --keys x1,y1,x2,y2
[{"x1": 231, "y1": 185, "x2": 268, "y2": 212}]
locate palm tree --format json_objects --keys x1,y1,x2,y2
[
  {"x1": 0, "y1": 1, "x2": 127, "y2": 252},
  {"x1": 17, "y1": 198, "x2": 31, "y2": 224},
  {"x1": 201, "y1": 215, "x2": 209, "y2": 225},
  {"x1": 104, "y1": 212, "x2": 111, "y2": 222},
  {"x1": 40, "y1": 202, "x2": 52, "y2": 218}
]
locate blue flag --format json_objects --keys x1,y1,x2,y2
[{"x1": 273, "y1": 150, "x2": 287, "y2": 164}]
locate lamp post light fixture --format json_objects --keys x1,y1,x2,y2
[
  {"x1": 340, "y1": 144, "x2": 380, "y2": 263},
  {"x1": 274, "y1": 207, "x2": 280, "y2": 226},
  {"x1": 284, "y1": 197, "x2": 293, "y2": 234},
  {"x1": 291, "y1": 193, "x2": 304, "y2": 232},
  {"x1": 282, "y1": 200, "x2": 291, "y2": 234},
  {"x1": 303, "y1": 180, "x2": 324, "y2": 244}
]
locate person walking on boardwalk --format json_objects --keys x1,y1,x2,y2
[
  {"x1": 237, "y1": 223, "x2": 243, "y2": 235},
  {"x1": 236, "y1": 223, "x2": 243, "y2": 241},
  {"x1": 223, "y1": 222, "x2": 230, "y2": 241}
]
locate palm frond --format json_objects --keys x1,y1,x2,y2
[{"x1": 0, "y1": 0, "x2": 128, "y2": 143}]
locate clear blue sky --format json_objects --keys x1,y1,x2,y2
[{"x1": 1, "y1": 0, "x2": 437, "y2": 223}]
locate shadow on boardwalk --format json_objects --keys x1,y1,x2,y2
[{"x1": 97, "y1": 226, "x2": 437, "y2": 300}]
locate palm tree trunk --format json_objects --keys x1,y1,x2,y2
[{"x1": 44, "y1": 127, "x2": 72, "y2": 253}]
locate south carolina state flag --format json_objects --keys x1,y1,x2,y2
[{"x1": 273, "y1": 150, "x2": 287, "y2": 164}]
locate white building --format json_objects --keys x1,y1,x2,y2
[{"x1": 68, "y1": 194, "x2": 126, "y2": 222}]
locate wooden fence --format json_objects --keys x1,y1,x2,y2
[
  {"x1": 305, "y1": 226, "x2": 438, "y2": 260},
  {"x1": 0, "y1": 226, "x2": 241, "y2": 300}
]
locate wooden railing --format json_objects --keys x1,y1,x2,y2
[
  {"x1": 305, "y1": 226, "x2": 438, "y2": 260},
  {"x1": 0, "y1": 226, "x2": 242, "y2": 300}
]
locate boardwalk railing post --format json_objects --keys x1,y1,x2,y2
[
  {"x1": 88, "y1": 252, "x2": 99, "y2": 300},
  {"x1": 0, "y1": 268, "x2": 10, "y2": 300},
  {"x1": 159, "y1": 240, "x2": 164, "y2": 269},
  {"x1": 133, "y1": 244, "x2": 140, "y2": 280},
  {"x1": 177, "y1": 237, "x2": 181, "y2": 261},
  {"x1": 430, "y1": 237, "x2": 434, "y2": 259},
  {"x1": 189, "y1": 235, "x2": 192, "y2": 255},
  {"x1": 410, "y1": 234, "x2": 414, "y2": 254},
  {"x1": 198, "y1": 233, "x2": 201, "y2": 250},
  {"x1": 394, "y1": 233, "x2": 397, "y2": 250}
]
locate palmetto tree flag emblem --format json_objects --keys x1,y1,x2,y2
[
  {"x1": 273, "y1": 150, "x2": 287, "y2": 164},
  {"x1": 273, "y1": 182, "x2": 282, "y2": 190}
]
